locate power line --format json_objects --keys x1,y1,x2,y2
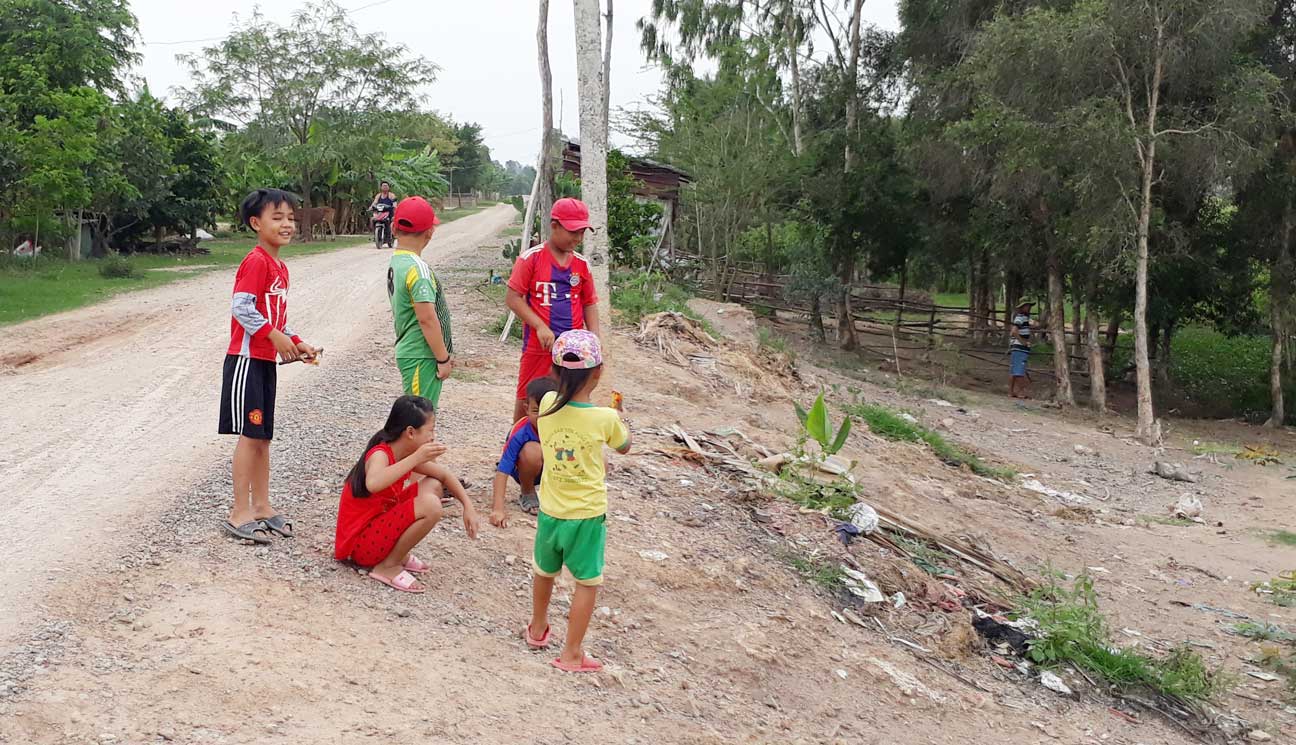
[{"x1": 142, "y1": 0, "x2": 396, "y2": 47}]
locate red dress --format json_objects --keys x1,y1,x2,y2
[{"x1": 335, "y1": 443, "x2": 419, "y2": 566}]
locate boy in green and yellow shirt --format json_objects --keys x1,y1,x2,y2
[{"x1": 385, "y1": 197, "x2": 453, "y2": 406}]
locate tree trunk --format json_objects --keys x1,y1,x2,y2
[
  {"x1": 1133, "y1": 136, "x2": 1159, "y2": 443},
  {"x1": 1085, "y1": 272, "x2": 1107, "y2": 412},
  {"x1": 837, "y1": 262, "x2": 858, "y2": 350},
  {"x1": 1004, "y1": 270, "x2": 1020, "y2": 332},
  {"x1": 842, "y1": 0, "x2": 865, "y2": 172},
  {"x1": 1266, "y1": 207, "x2": 1291, "y2": 428},
  {"x1": 1046, "y1": 247, "x2": 1074, "y2": 405},
  {"x1": 894, "y1": 254, "x2": 908, "y2": 330},
  {"x1": 1071, "y1": 287, "x2": 1083, "y2": 364},
  {"x1": 1104, "y1": 312, "x2": 1121, "y2": 365},
  {"x1": 966, "y1": 258, "x2": 977, "y2": 338},
  {"x1": 810, "y1": 293, "x2": 826, "y2": 342},
  {"x1": 574, "y1": 0, "x2": 611, "y2": 319},
  {"x1": 785, "y1": 6, "x2": 804, "y2": 157},
  {"x1": 1155, "y1": 321, "x2": 1174, "y2": 384},
  {"x1": 299, "y1": 172, "x2": 314, "y2": 242},
  {"x1": 536, "y1": 0, "x2": 556, "y2": 243}
]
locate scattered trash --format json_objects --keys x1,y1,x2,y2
[
  {"x1": 833, "y1": 521, "x2": 863, "y2": 546},
  {"x1": 1152, "y1": 461, "x2": 1199, "y2": 483},
  {"x1": 1250, "y1": 571, "x2": 1296, "y2": 607},
  {"x1": 1022, "y1": 478, "x2": 1088, "y2": 505},
  {"x1": 1246, "y1": 671, "x2": 1281, "y2": 682},
  {"x1": 891, "y1": 592, "x2": 906, "y2": 609},
  {"x1": 1171, "y1": 495, "x2": 1204, "y2": 521},
  {"x1": 637, "y1": 550, "x2": 669, "y2": 563},
  {"x1": 845, "y1": 502, "x2": 879, "y2": 534},
  {"x1": 1169, "y1": 600, "x2": 1250, "y2": 619},
  {"x1": 899, "y1": 412, "x2": 919, "y2": 425},
  {"x1": 833, "y1": 668, "x2": 849, "y2": 680},
  {"x1": 840, "y1": 566, "x2": 885, "y2": 603},
  {"x1": 927, "y1": 399, "x2": 956, "y2": 408},
  {"x1": 194, "y1": 228, "x2": 215, "y2": 241},
  {"x1": 830, "y1": 610, "x2": 846, "y2": 624},
  {"x1": 1073, "y1": 444, "x2": 1097, "y2": 456},
  {"x1": 971, "y1": 615, "x2": 1032, "y2": 656},
  {"x1": 1039, "y1": 671, "x2": 1073, "y2": 696},
  {"x1": 1237, "y1": 445, "x2": 1282, "y2": 466}
]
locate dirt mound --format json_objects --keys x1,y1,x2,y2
[
  {"x1": 636, "y1": 311, "x2": 796, "y2": 401},
  {"x1": 687, "y1": 298, "x2": 758, "y2": 347}
]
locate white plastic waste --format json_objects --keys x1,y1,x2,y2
[
  {"x1": 846, "y1": 502, "x2": 879, "y2": 534},
  {"x1": 1039, "y1": 671, "x2": 1073, "y2": 696}
]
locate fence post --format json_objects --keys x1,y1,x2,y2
[{"x1": 927, "y1": 305, "x2": 937, "y2": 349}]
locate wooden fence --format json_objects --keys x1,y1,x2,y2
[{"x1": 686, "y1": 259, "x2": 1103, "y2": 379}]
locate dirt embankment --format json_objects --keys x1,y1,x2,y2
[{"x1": 1, "y1": 204, "x2": 1293, "y2": 744}]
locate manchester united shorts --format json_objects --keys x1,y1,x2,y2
[{"x1": 219, "y1": 354, "x2": 277, "y2": 440}]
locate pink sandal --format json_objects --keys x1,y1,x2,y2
[
  {"x1": 551, "y1": 655, "x2": 603, "y2": 673},
  {"x1": 524, "y1": 624, "x2": 552, "y2": 649},
  {"x1": 367, "y1": 569, "x2": 425, "y2": 594},
  {"x1": 403, "y1": 555, "x2": 431, "y2": 574}
]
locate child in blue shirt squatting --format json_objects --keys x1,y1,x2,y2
[{"x1": 490, "y1": 377, "x2": 559, "y2": 526}]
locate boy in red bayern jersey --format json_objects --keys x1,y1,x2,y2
[
  {"x1": 218, "y1": 188, "x2": 319, "y2": 544},
  {"x1": 504, "y1": 197, "x2": 602, "y2": 423}
]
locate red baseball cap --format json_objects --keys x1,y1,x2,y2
[
  {"x1": 393, "y1": 196, "x2": 440, "y2": 232},
  {"x1": 551, "y1": 197, "x2": 592, "y2": 232}
]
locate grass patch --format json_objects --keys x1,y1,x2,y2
[
  {"x1": 610, "y1": 271, "x2": 716, "y2": 335},
  {"x1": 501, "y1": 225, "x2": 523, "y2": 237},
  {"x1": 895, "y1": 379, "x2": 971, "y2": 405},
  {"x1": 846, "y1": 402, "x2": 1016, "y2": 480},
  {"x1": 1139, "y1": 515, "x2": 1199, "y2": 528},
  {"x1": 1252, "y1": 572, "x2": 1296, "y2": 607},
  {"x1": 1231, "y1": 622, "x2": 1296, "y2": 643},
  {"x1": 1024, "y1": 573, "x2": 1231, "y2": 702},
  {"x1": 0, "y1": 233, "x2": 356, "y2": 325},
  {"x1": 1191, "y1": 441, "x2": 1243, "y2": 457},
  {"x1": 757, "y1": 327, "x2": 795, "y2": 359},
  {"x1": 890, "y1": 533, "x2": 954, "y2": 576},
  {"x1": 487, "y1": 312, "x2": 523, "y2": 342},
  {"x1": 774, "y1": 470, "x2": 860, "y2": 519},
  {"x1": 782, "y1": 552, "x2": 846, "y2": 593},
  {"x1": 1267, "y1": 530, "x2": 1296, "y2": 547},
  {"x1": 454, "y1": 369, "x2": 486, "y2": 383}
]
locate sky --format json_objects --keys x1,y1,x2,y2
[{"x1": 130, "y1": 0, "x2": 900, "y2": 166}]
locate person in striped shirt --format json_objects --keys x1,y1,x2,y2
[
  {"x1": 505, "y1": 198, "x2": 601, "y2": 424},
  {"x1": 218, "y1": 188, "x2": 318, "y2": 544},
  {"x1": 385, "y1": 196, "x2": 452, "y2": 406}
]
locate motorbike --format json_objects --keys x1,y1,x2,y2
[{"x1": 371, "y1": 202, "x2": 394, "y2": 249}]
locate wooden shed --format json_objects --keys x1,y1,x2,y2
[{"x1": 561, "y1": 139, "x2": 692, "y2": 259}]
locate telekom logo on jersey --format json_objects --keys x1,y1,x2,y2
[{"x1": 533, "y1": 281, "x2": 570, "y2": 307}]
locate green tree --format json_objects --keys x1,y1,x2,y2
[{"x1": 179, "y1": 1, "x2": 436, "y2": 239}]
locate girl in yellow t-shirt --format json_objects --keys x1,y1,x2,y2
[{"x1": 524, "y1": 330, "x2": 631, "y2": 673}]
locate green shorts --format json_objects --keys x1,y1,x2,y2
[
  {"x1": 397, "y1": 358, "x2": 443, "y2": 407},
  {"x1": 533, "y1": 512, "x2": 606, "y2": 586}
]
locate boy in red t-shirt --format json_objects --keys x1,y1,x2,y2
[
  {"x1": 505, "y1": 198, "x2": 601, "y2": 423},
  {"x1": 218, "y1": 188, "x2": 318, "y2": 544}
]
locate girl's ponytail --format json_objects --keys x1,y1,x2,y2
[{"x1": 345, "y1": 395, "x2": 436, "y2": 497}]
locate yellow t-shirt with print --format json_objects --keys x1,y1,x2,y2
[{"x1": 536, "y1": 391, "x2": 630, "y2": 519}]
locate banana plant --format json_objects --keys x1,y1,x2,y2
[{"x1": 794, "y1": 392, "x2": 852, "y2": 456}]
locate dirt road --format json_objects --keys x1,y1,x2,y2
[{"x1": 0, "y1": 205, "x2": 516, "y2": 646}]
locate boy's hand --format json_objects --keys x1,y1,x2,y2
[
  {"x1": 536, "y1": 326, "x2": 556, "y2": 350},
  {"x1": 437, "y1": 355, "x2": 454, "y2": 380},
  {"x1": 463, "y1": 506, "x2": 481, "y2": 539},
  {"x1": 416, "y1": 442, "x2": 447, "y2": 463},
  {"x1": 271, "y1": 332, "x2": 300, "y2": 362},
  {"x1": 489, "y1": 507, "x2": 508, "y2": 529}
]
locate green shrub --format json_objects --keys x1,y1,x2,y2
[
  {"x1": 610, "y1": 271, "x2": 706, "y2": 327},
  {"x1": 846, "y1": 402, "x2": 1016, "y2": 480},
  {"x1": 1024, "y1": 573, "x2": 1229, "y2": 702},
  {"x1": 98, "y1": 255, "x2": 137, "y2": 279}
]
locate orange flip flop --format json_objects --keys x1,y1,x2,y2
[{"x1": 551, "y1": 655, "x2": 602, "y2": 673}]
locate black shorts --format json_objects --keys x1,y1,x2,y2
[{"x1": 219, "y1": 354, "x2": 277, "y2": 440}]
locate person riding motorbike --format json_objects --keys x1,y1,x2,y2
[{"x1": 370, "y1": 181, "x2": 397, "y2": 248}]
